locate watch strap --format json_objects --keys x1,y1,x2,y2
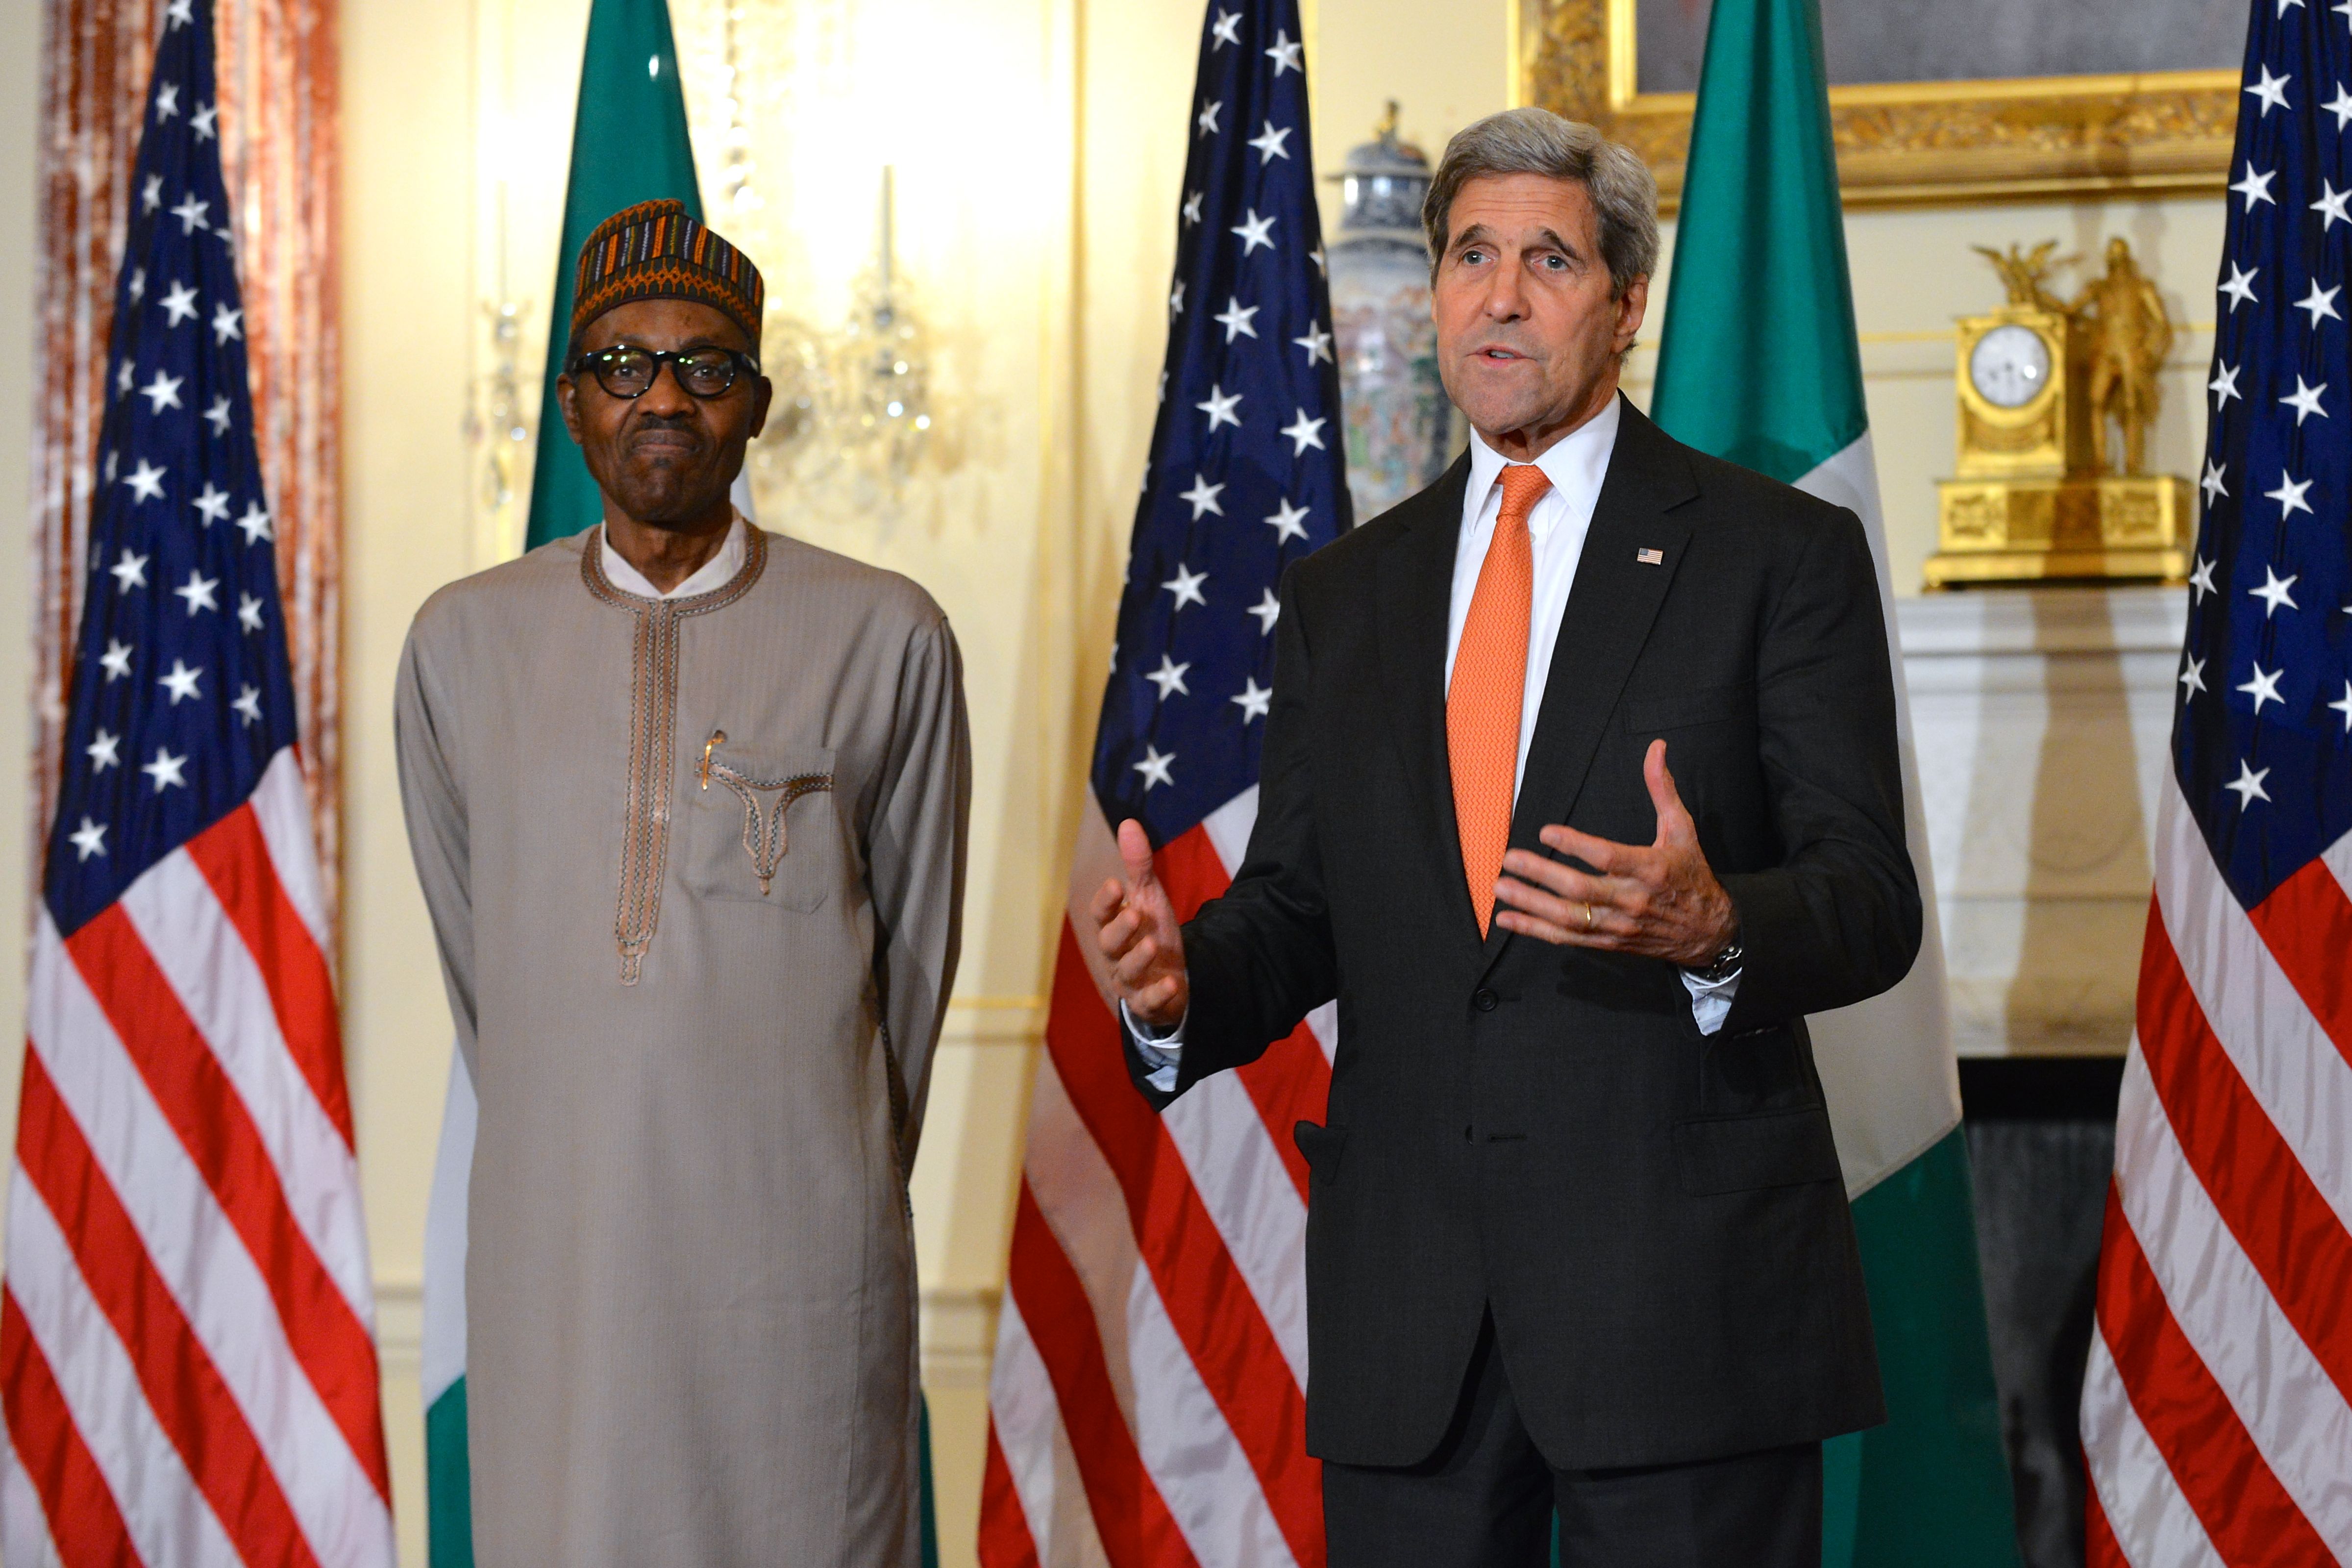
[{"x1": 1693, "y1": 940, "x2": 1745, "y2": 985}]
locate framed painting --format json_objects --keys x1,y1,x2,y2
[{"x1": 1514, "y1": 0, "x2": 2240, "y2": 208}]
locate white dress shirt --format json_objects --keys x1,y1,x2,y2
[
  {"x1": 1129, "y1": 402, "x2": 1739, "y2": 1089},
  {"x1": 599, "y1": 511, "x2": 748, "y2": 599}
]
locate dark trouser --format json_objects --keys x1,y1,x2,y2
[{"x1": 1322, "y1": 1317, "x2": 1823, "y2": 1568}]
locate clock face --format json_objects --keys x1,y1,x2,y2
[{"x1": 1969, "y1": 324, "x2": 2053, "y2": 409}]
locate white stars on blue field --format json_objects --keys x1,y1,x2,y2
[
  {"x1": 1089, "y1": 0, "x2": 1348, "y2": 844},
  {"x1": 46, "y1": 0, "x2": 297, "y2": 936}
]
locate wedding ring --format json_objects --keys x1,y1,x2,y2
[{"x1": 1584, "y1": 902, "x2": 1596, "y2": 931}]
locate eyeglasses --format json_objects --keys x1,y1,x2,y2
[{"x1": 569, "y1": 346, "x2": 760, "y2": 400}]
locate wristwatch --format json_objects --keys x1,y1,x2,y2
[{"x1": 1691, "y1": 939, "x2": 1745, "y2": 985}]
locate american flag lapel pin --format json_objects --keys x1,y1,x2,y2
[{"x1": 1637, "y1": 548, "x2": 1665, "y2": 565}]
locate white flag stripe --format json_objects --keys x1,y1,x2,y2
[
  {"x1": 2112, "y1": 1046, "x2": 2352, "y2": 1545},
  {"x1": 420, "y1": 1049, "x2": 478, "y2": 1406},
  {"x1": 1122, "y1": 1263, "x2": 1302, "y2": 1568},
  {"x1": 247, "y1": 748, "x2": 331, "y2": 958},
  {"x1": 2081, "y1": 1323, "x2": 2228, "y2": 1568},
  {"x1": 1303, "y1": 1000, "x2": 1337, "y2": 1066},
  {"x1": 1023, "y1": 1057, "x2": 1295, "y2": 1567},
  {"x1": 119, "y1": 850, "x2": 374, "y2": 1322},
  {"x1": 1792, "y1": 435, "x2": 1964, "y2": 1199},
  {"x1": 5, "y1": 1174, "x2": 244, "y2": 1568},
  {"x1": 989, "y1": 1294, "x2": 1114, "y2": 1568},
  {"x1": 1161, "y1": 1073, "x2": 1311, "y2": 1385},
  {"x1": 2323, "y1": 822, "x2": 2352, "y2": 905},
  {"x1": 25, "y1": 920, "x2": 393, "y2": 1558},
  {"x1": 1024, "y1": 1059, "x2": 1150, "y2": 1427},
  {"x1": 1201, "y1": 788, "x2": 1337, "y2": 1066},
  {"x1": 1200, "y1": 787, "x2": 1258, "y2": 877},
  {"x1": 2153, "y1": 774, "x2": 2352, "y2": 1233},
  {"x1": 0, "y1": 1429, "x2": 64, "y2": 1568}
]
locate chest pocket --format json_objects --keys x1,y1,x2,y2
[{"x1": 681, "y1": 731, "x2": 839, "y2": 912}]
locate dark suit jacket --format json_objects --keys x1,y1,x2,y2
[{"x1": 1125, "y1": 398, "x2": 1919, "y2": 1472}]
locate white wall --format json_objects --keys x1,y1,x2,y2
[{"x1": 338, "y1": 0, "x2": 482, "y2": 1548}]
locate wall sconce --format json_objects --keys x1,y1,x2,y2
[
  {"x1": 750, "y1": 164, "x2": 948, "y2": 518},
  {"x1": 830, "y1": 166, "x2": 934, "y2": 478},
  {"x1": 468, "y1": 295, "x2": 533, "y2": 520}
]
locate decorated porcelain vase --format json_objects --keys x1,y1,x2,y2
[{"x1": 1327, "y1": 112, "x2": 1459, "y2": 523}]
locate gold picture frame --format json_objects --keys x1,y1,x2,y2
[{"x1": 1513, "y1": 0, "x2": 2237, "y2": 209}]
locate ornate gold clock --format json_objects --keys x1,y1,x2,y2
[{"x1": 1926, "y1": 241, "x2": 2191, "y2": 588}]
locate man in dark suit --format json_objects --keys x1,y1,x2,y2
[{"x1": 1089, "y1": 107, "x2": 1921, "y2": 1566}]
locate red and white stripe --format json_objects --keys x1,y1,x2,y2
[
  {"x1": 982, "y1": 793, "x2": 1332, "y2": 1568},
  {"x1": 2, "y1": 748, "x2": 394, "y2": 1567},
  {"x1": 2083, "y1": 770, "x2": 2352, "y2": 1566}
]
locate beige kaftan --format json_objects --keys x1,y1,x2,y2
[{"x1": 395, "y1": 523, "x2": 969, "y2": 1566}]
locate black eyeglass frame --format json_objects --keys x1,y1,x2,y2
[{"x1": 567, "y1": 345, "x2": 764, "y2": 400}]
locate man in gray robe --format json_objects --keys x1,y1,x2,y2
[{"x1": 396, "y1": 199, "x2": 969, "y2": 1566}]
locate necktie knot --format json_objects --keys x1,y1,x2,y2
[{"x1": 1497, "y1": 464, "x2": 1552, "y2": 528}]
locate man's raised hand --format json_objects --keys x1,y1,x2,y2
[
  {"x1": 1090, "y1": 818, "x2": 1190, "y2": 1028},
  {"x1": 1491, "y1": 739, "x2": 1739, "y2": 966}
]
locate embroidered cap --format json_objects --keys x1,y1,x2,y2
[{"x1": 570, "y1": 199, "x2": 765, "y2": 351}]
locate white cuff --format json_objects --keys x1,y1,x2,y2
[
  {"x1": 1681, "y1": 967, "x2": 1742, "y2": 1036},
  {"x1": 1120, "y1": 1000, "x2": 1185, "y2": 1094}
]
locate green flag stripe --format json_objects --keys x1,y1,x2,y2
[
  {"x1": 523, "y1": 0, "x2": 704, "y2": 552},
  {"x1": 1837, "y1": 1133, "x2": 2017, "y2": 1567},
  {"x1": 1649, "y1": 0, "x2": 1865, "y2": 484},
  {"x1": 919, "y1": 1395, "x2": 941, "y2": 1568},
  {"x1": 425, "y1": 1377, "x2": 474, "y2": 1568}
]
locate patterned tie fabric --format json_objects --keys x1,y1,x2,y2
[{"x1": 1449, "y1": 463, "x2": 1552, "y2": 934}]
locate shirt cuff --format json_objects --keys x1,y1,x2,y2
[
  {"x1": 1120, "y1": 1000, "x2": 1186, "y2": 1093},
  {"x1": 1681, "y1": 967, "x2": 1742, "y2": 1037}
]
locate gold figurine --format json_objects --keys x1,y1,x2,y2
[
  {"x1": 2072, "y1": 237, "x2": 2173, "y2": 478},
  {"x1": 1924, "y1": 237, "x2": 2189, "y2": 588}
]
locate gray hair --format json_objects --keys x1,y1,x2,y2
[{"x1": 1421, "y1": 108, "x2": 1659, "y2": 297}]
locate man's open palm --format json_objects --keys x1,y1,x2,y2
[
  {"x1": 1089, "y1": 819, "x2": 1190, "y2": 1028},
  {"x1": 1491, "y1": 739, "x2": 1738, "y2": 966}
]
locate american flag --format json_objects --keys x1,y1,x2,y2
[
  {"x1": 2079, "y1": 0, "x2": 2352, "y2": 1560},
  {"x1": 0, "y1": 3, "x2": 393, "y2": 1563},
  {"x1": 978, "y1": 0, "x2": 1349, "y2": 1562}
]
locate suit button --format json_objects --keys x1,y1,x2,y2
[{"x1": 1472, "y1": 988, "x2": 1499, "y2": 1013}]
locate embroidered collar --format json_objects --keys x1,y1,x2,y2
[
  {"x1": 583, "y1": 513, "x2": 765, "y2": 612},
  {"x1": 597, "y1": 512, "x2": 749, "y2": 600}
]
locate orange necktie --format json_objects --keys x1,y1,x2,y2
[{"x1": 1449, "y1": 464, "x2": 1551, "y2": 935}]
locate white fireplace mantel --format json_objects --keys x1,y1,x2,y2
[{"x1": 1897, "y1": 586, "x2": 2187, "y2": 1056}]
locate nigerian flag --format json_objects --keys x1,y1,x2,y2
[{"x1": 1649, "y1": 0, "x2": 2021, "y2": 1563}]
